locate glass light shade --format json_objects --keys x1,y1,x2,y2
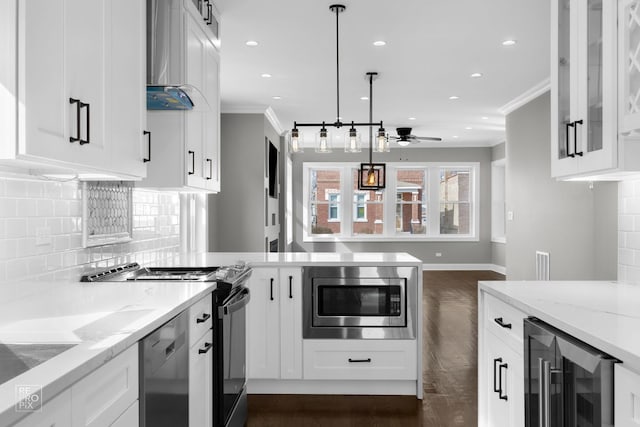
[
  {"x1": 374, "y1": 128, "x2": 390, "y2": 152},
  {"x1": 289, "y1": 128, "x2": 303, "y2": 153},
  {"x1": 315, "y1": 128, "x2": 333, "y2": 153},
  {"x1": 344, "y1": 128, "x2": 361, "y2": 153}
]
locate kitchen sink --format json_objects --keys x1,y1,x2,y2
[{"x1": 0, "y1": 342, "x2": 77, "y2": 385}]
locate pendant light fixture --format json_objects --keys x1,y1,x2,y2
[
  {"x1": 358, "y1": 72, "x2": 386, "y2": 190},
  {"x1": 289, "y1": 4, "x2": 385, "y2": 154}
]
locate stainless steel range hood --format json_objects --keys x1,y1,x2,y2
[{"x1": 146, "y1": 0, "x2": 208, "y2": 111}]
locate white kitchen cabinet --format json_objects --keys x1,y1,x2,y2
[
  {"x1": 617, "y1": 0, "x2": 640, "y2": 164},
  {"x1": 246, "y1": 267, "x2": 303, "y2": 380},
  {"x1": 110, "y1": 401, "x2": 139, "y2": 427},
  {"x1": 2, "y1": 0, "x2": 147, "y2": 179},
  {"x1": 12, "y1": 389, "x2": 72, "y2": 427},
  {"x1": 189, "y1": 330, "x2": 213, "y2": 427},
  {"x1": 188, "y1": 293, "x2": 213, "y2": 347},
  {"x1": 478, "y1": 291, "x2": 525, "y2": 427},
  {"x1": 71, "y1": 345, "x2": 138, "y2": 427},
  {"x1": 142, "y1": 0, "x2": 220, "y2": 192},
  {"x1": 615, "y1": 363, "x2": 640, "y2": 427}
]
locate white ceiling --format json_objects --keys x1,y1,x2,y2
[{"x1": 214, "y1": 0, "x2": 550, "y2": 148}]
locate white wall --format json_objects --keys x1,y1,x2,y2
[{"x1": 0, "y1": 176, "x2": 180, "y2": 282}]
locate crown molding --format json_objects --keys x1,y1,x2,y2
[
  {"x1": 498, "y1": 78, "x2": 550, "y2": 116},
  {"x1": 221, "y1": 105, "x2": 285, "y2": 136}
]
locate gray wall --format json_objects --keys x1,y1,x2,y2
[
  {"x1": 491, "y1": 142, "x2": 506, "y2": 269},
  {"x1": 291, "y1": 147, "x2": 494, "y2": 264},
  {"x1": 505, "y1": 92, "x2": 617, "y2": 280},
  {"x1": 209, "y1": 113, "x2": 280, "y2": 252}
]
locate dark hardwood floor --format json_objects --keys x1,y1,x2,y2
[{"x1": 247, "y1": 270, "x2": 505, "y2": 427}]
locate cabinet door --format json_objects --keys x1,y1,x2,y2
[
  {"x1": 619, "y1": 0, "x2": 640, "y2": 135},
  {"x1": 105, "y1": 0, "x2": 147, "y2": 179},
  {"x1": 485, "y1": 331, "x2": 524, "y2": 427},
  {"x1": 203, "y1": 43, "x2": 220, "y2": 192},
  {"x1": 12, "y1": 389, "x2": 72, "y2": 427},
  {"x1": 189, "y1": 331, "x2": 213, "y2": 427},
  {"x1": 246, "y1": 267, "x2": 280, "y2": 379},
  {"x1": 110, "y1": 401, "x2": 139, "y2": 427},
  {"x1": 574, "y1": 0, "x2": 618, "y2": 173},
  {"x1": 184, "y1": 13, "x2": 207, "y2": 189},
  {"x1": 279, "y1": 268, "x2": 303, "y2": 379}
]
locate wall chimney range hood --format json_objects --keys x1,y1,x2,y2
[{"x1": 146, "y1": 0, "x2": 209, "y2": 111}]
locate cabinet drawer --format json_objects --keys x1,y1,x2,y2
[
  {"x1": 484, "y1": 293, "x2": 527, "y2": 353},
  {"x1": 189, "y1": 294, "x2": 213, "y2": 346},
  {"x1": 71, "y1": 345, "x2": 138, "y2": 427},
  {"x1": 615, "y1": 364, "x2": 640, "y2": 427},
  {"x1": 303, "y1": 340, "x2": 416, "y2": 380}
]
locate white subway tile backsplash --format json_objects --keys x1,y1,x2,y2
[
  {"x1": 0, "y1": 176, "x2": 180, "y2": 283},
  {"x1": 619, "y1": 179, "x2": 640, "y2": 284}
]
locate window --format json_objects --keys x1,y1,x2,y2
[{"x1": 303, "y1": 162, "x2": 479, "y2": 241}]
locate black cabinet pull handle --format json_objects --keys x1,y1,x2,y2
[
  {"x1": 69, "y1": 98, "x2": 81, "y2": 143},
  {"x1": 566, "y1": 121, "x2": 575, "y2": 158},
  {"x1": 143, "y1": 131, "x2": 151, "y2": 162},
  {"x1": 196, "y1": 313, "x2": 211, "y2": 323},
  {"x1": 206, "y1": 2, "x2": 213, "y2": 24},
  {"x1": 206, "y1": 158, "x2": 212, "y2": 180},
  {"x1": 494, "y1": 317, "x2": 512, "y2": 329},
  {"x1": 270, "y1": 278, "x2": 274, "y2": 301},
  {"x1": 79, "y1": 102, "x2": 90, "y2": 145},
  {"x1": 493, "y1": 357, "x2": 502, "y2": 393},
  {"x1": 289, "y1": 275, "x2": 293, "y2": 299},
  {"x1": 574, "y1": 119, "x2": 584, "y2": 156},
  {"x1": 498, "y1": 362, "x2": 508, "y2": 400},
  {"x1": 348, "y1": 358, "x2": 371, "y2": 363},
  {"x1": 198, "y1": 342, "x2": 213, "y2": 354},
  {"x1": 188, "y1": 150, "x2": 195, "y2": 175}
]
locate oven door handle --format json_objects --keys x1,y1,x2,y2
[{"x1": 218, "y1": 287, "x2": 250, "y2": 318}]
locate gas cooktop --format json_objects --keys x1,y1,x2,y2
[{"x1": 80, "y1": 262, "x2": 250, "y2": 284}]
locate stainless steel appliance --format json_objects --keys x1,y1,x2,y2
[
  {"x1": 82, "y1": 262, "x2": 251, "y2": 427},
  {"x1": 140, "y1": 310, "x2": 189, "y2": 427},
  {"x1": 524, "y1": 317, "x2": 618, "y2": 427},
  {"x1": 303, "y1": 266, "x2": 418, "y2": 339}
]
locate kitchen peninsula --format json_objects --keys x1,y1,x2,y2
[{"x1": 0, "y1": 252, "x2": 422, "y2": 426}]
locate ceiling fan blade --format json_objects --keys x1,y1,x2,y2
[{"x1": 413, "y1": 136, "x2": 443, "y2": 142}]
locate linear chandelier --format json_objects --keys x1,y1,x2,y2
[{"x1": 289, "y1": 4, "x2": 388, "y2": 164}]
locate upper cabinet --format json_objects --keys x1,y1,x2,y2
[
  {"x1": 0, "y1": 0, "x2": 148, "y2": 180},
  {"x1": 141, "y1": 0, "x2": 221, "y2": 193},
  {"x1": 551, "y1": 0, "x2": 640, "y2": 180}
]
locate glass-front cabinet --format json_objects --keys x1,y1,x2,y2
[
  {"x1": 619, "y1": 0, "x2": 640, "y2": 137},
  {"x1": 551, "y1": 0, "x2": 619, "y2": 179}
]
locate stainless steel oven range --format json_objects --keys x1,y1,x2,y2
[
  {"x1": 303, "y1": 266, "x2": 418, "y2": 339},
  {"x1": 82, "y1": 262, "x2": 251, "y2": 427}
]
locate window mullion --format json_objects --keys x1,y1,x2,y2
[
  {"x1": 343, "y1": 166, "x2": 353, "y2": 237},
  {"x1": 384, "y1": 166, "x2": 397, "y2": 236},
  {"x1": 428, "y1": 167, "x2": 440, "y2": 237}
]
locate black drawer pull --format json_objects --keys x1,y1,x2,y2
[
  {"x1": 143, "y1": 130, "x2": 151, "y2": 162},
  {"x1": 79, "y1": 102, "x2": 90, "y2": 145},
  {"x1": 289, "y1": 275, "x2": 293, "y2": 299},
  {"x1": 348, "y1": 358, "x2": 371, "y2": 363},
  {"x1": 198, "y1": 342, "x2": 213, "y2": 354},
  {"x1": 573, "y1": 119, "x2": 584, "y2": 156},
  {"x1": 69, "y1": 98, "x2": 81, "y2": 143},
  {"x1": 494, "y1": 317, "x2": 512, "y2": 329},
  {"x1": 206, "y1": 158, "x2": 212, "y2": 180},
  {"x1": 493, "y1": 357, "x2": 502, "y2": 393},
  {"x1": 270, "y1": 278, "x2": 274, "y2": 301},
  {"x1": 188, "y1": 150, "x2": 195, "y2": 175},
  {"x1": 498, "y1": 362, "x2": 508, "y2": 400},
  {"x1": 565, "y1": 121, "x2": 575, "y2": 158},
  {"x1": 196, "y1": 313, "x2": 210, "y2": 323}
]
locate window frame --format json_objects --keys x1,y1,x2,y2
[{"x1": 302, "y1": 162, "x2": 480, "y2": 242}]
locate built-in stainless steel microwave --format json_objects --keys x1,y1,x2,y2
[{"x1": 303, "y1": 266, "x2": 418, "y2": 339}]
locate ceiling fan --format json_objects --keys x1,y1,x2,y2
[{"x1": 390, "y1": 127, "x2": 442, "y2": 146}]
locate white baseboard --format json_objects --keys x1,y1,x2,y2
[{"x1": 422, "y1": 263, "x2": 506, "y2": 275}]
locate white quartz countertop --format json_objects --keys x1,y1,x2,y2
[
  {"x1": 0, "y1": 279, "x2": 216, "y2": 426},
  {"x1": 157, "y1": 251, "x2": 423, "y2": 268},
  {"x1": 479, "y1": 280, "x2": 640, "y2": 373}
]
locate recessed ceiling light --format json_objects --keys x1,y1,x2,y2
[
  {"x1": 246, "y1": 40, "x2": 259, "y2": 46},
  {"x1": 481, "y1": 116, "x2": 489, "y2": 120},
  {"x1": 470, "y1": 72, "x2": 483, "y2": 78},
  {"x1": 272, "y1": 96, "x2": 282, "y2": 100},
  {"x1": 449, "y1": 96, "x2": 459, "y2": 100},
  {"x1": 452, "y1": 135, "x2": 459, "y2": 139},
  {"x1": 408, "y1": 117, "x2": 416, "y2": 121},
  {"x1": 373, "y1": 41, "x2": 386, "y2": 46},
  {"x1": 261, "y1": 73, "x2": 272, "y2": 78},
  {"x1": 360, "y1": 96, "x2": 369, "y2": 101},
  {"x1": 465, "y1": 126, "x2": 473, "y2": 130},
  {"x1": 502, "y1": 39, "x2": 517, "y2": 46}
]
